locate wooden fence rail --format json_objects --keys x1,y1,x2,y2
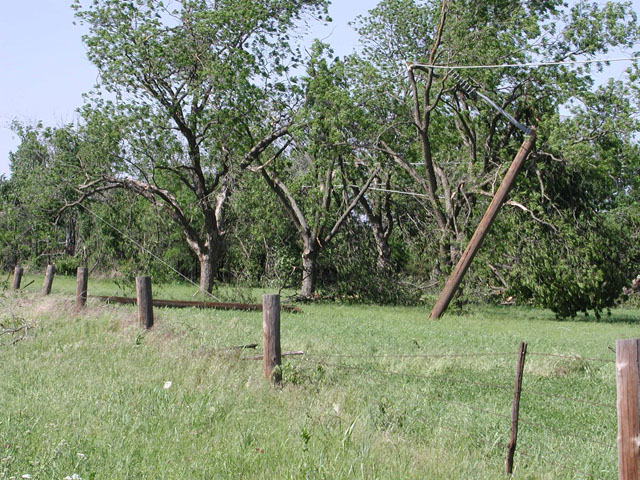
[{"x1": 93, "y1": 295, "x2": 302, "y2": 313}]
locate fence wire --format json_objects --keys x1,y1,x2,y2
[
  {"x1": 287, "y1": 347, "x2": 618, "y2": 479},
  {"x1": 516, "y1": 447, "x2": 611, "y2": 480},
  {"x1": 303, "y1": 351, "x2": 518, "y2": 360},
  {"x1": 298, "y1": 357, "x2": 516, "y2": 394},
  {"x1": 528, "y1": 351, "x2": 615, "y2": 364},
  {"x1": 520, "y1": 387, "x2": 616, "y2": 410},
  {"x1": 9, "y1": 267, "x2": 622, "y2": 479}
]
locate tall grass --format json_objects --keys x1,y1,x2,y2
[{"x1": 1, "y1": 275, "x2": 639, "y2": 478}]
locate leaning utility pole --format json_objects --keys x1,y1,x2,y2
[
  {"x1": 429, "y1": 71, "x2": 536, "y2": 319},
  {"x1": 429, "y1": 129, "x2": 536, "y2": 319}
]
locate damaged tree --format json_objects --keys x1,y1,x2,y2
[
  {"x1": 72, "y1": 0, "x2": 329, "y2": 292},
  {"x1": 354, "y1": 0, "x2": 640, "y2": 286},
  {"x1": 256, "y1": 43, "x2": 380, "y2": 298}
]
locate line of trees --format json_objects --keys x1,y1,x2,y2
[{"x1": 2, "y1": 0, "x2": 639, "y2": 317}]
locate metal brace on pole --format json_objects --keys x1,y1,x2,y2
[{"x1": 450, "y1": 71, "x2": 532, "y2": 135}]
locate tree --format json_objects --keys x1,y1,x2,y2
[
  {"x1": 0, "y1": 122, "x2": 85, "y2": 270},
  {"x1": 223, "y1": 172, "x2": 300, "y2": 286},
  {"x1": 72, "y1": 0, "x2": 329, "y2": 292},
  {"x1": 354, "y1": 0, "x2": 639, "y2": 280},
  {"x1": 256, "y1": 42, "x2": 380, "y2": 298},
  {"x1": 494, "y1": 77, "x2": 640, "y2": 317}
]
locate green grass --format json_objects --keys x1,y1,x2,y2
[{"x1": 1, "y1": 275, "x2": 639, "y2": 478}]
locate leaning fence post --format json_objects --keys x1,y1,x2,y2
[
  {"x1": 616, "y1": 339, "x2": 640, "y2": 480},
  {"x1": 12, "y1": 266, "x2": 24, "y2": 290},
  {"x1": 42, "y1": 264, "x2": 56, "y2": 295},
  {"x1": 262, "y1": 294, "x2": 281, "y2": 384},
  {"x1": 136, "y1": 276, "x2": 154, "y2": 329},
  {"x1": 76, "y1": 267, "x2": 88, "y2": 309},
  {"x1": 506, "y1": 341, "x2": 527, "y2": 475}
]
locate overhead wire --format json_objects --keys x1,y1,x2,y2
[
  {"x1": 408, "y1": 55, "x2": 640, "y2": 71},
  {"x1": 302, "y1": 184, "x2": 429, "y2": 199}
]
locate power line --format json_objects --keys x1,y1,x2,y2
[
  {"x1": 366, "y1": 185, "x2": 428, "y2": 198},
  {"x1": 409, "y1": 55, "x2": 640, "y2": 71},
  {"x1": 77, "y1": 202, "x2": 222, "y2": 301},
  {"x1": 302, "y1": 184, "x2": 429, "y2": 198}
]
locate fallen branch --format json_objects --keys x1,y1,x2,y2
[
  {"x1": 92, "y1": 295, "x2": 303, "y2": 313},
  {"x1": 0, "y1": 316, "x2": 35, "y2": 346}
]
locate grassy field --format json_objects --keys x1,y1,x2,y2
[{"x1": 1, "y1": 274, "x2": 639, "y2": 479}]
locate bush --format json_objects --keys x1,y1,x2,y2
[
  {"x1": 507, "y1": 215, "x2": 632, "y2": 319},
  {"x1": 54, "y1": 255, "x2": 81, "y2": 276},
  {"x1": 315, "y1": 226, "x2": 423, "y2": 305}
]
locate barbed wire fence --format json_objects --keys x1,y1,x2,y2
[
  {"x1": 269, "y1": 344, "x2": 619, "y2": 478},
  {"x1": 2, "y1": 264, "x2": 623, "y2": 478}
]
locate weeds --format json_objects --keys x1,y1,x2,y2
[
  {"x1": 1, "y1": 284, "x2": 638, "y2": 478},
  {"x1": 0, "y1": 298, "x2": 35, "y2": 347}
]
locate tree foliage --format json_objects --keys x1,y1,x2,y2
[
  {"x1": 72, "y1": 0, "x2": 329, "y2": 292},
  {"x1": 2, "y1": 0, "x2": 639, "y2": 316}
]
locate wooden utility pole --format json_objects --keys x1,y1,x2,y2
[
  {"x1": 136, "y1": 276, "x2": 154, "y2": 329},
  {"x1": 430, "y1": 129, "x2": 536, "y2": 319},
  {"x1": 11, "y1": 266, "x2": 24, "y2": 290},
  {"x1": 616, "y1": 338, "x2": 640, "y2": 479},
  {"x1": 262, "y1": 294, "x2": 282, "y2": 384},
  {"x1": 42, "y1": 264, "x2": 56, "y2": 295}
]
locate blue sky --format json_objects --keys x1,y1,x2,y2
[
  {"x1": 0, "y1": 0, "x2": 378, "y2": 177},
  {"x1": 0, "y1": 0, "x2": 638, "y2": 178}
]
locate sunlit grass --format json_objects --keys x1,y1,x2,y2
[{"x1": 1, "y1": 275, "x2": 639, "y2": 478}]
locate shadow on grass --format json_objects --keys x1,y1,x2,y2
[{"x1": 547, "y1": 307, "x2": 640, "y2": 325}]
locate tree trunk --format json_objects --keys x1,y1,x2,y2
[
  {"x1": 65, "y1": 217, "x2": 76, "y2": 256},
  {"x1": 371, "y1": 223, "x2": 392, "y2": 273},
  {"x1": 197, "y1": 232, "x2": 224, "y2": 294},
  {"x1": 301, "y1": 247, "x2": 318, "y2": 299},
  {"x1": 199, "y1": 253, "x2": 215, "y2": 294}
]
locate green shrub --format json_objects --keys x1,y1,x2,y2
[
  {"x1": 507, "y1": 216, "x2": 632, "y2": 319},
  {"x1": 53, "y1": 254, "x2": 81, "y2": 276}
]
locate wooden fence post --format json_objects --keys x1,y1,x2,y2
[
  {"x1": 136, "y1": 276, "x2": 154, "y2": 329},
  {"x1": 11, "y1": 266, "x2": 24, "y2": 290},
  {"x1": 76, "y1": 267, "x2": 88, "y2": 309},
  {"x1": 42, "y1": 264, "x2": 56, "y2": 295},
  {"x1": 616, "y1": 339, "x2": 640, "y2": 480},
  {"x1": 262, "y1": 294, "x2": 281, "y2": 384},
  {"x1": 506, "y1": 341, "x2": 527, "y2": 475}
]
